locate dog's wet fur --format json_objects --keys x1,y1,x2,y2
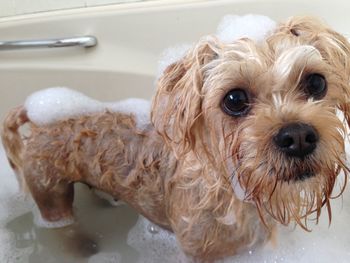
[{"x1": 2, "y1": 17, "x2": 350, "y2": 262}]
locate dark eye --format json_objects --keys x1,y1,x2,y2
[
  {"x1": 304, "y1": 73, "x2": 327, "y2": 99},
  {"x1": 222, "y1": 89, "x2": 250, "y2": 116}
]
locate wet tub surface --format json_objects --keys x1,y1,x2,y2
[{"x1": 1, "y1": 143, "x2": 350, "y2": 263}]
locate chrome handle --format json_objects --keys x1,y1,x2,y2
[{"x1": 0, "y1": 36, "x2": 97, "y2": 50}]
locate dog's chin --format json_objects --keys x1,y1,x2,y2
[
  {"x1": 281, "y1": 169, "x2": 316, "y2": 182},
  {"x1": 295, "y1": 171, "x2": 316, "y2": 181}
]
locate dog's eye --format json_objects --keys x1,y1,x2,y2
[
  {"x1": 304, "y1": 73, "x2": 327, "y2": 99},
  {"x1": 222, "y1": 89, "x2": 250, "y2": 116}
]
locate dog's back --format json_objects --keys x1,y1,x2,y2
[{"x1": 1, "y1": 105, "x2": 173, "y2": 229}]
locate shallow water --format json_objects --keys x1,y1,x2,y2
[{"x1": 1, "y1": 144, "x2": 350, "y2": 263}]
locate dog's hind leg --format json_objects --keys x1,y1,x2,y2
[
  {"x1": 28, "y1": 177, "x2": 75, "y2": 228},
  {"x1": 22, "y1": 161, "x2": 75, "y2": 227},
  {"x1": 23, "y1": 165, "x2": 99, "y2": 257},
  {"x1": 32, "y1": 181, "x2": 74, "y2": 227}
]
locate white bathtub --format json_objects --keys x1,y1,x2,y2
[
  {"x1": 0, "y1": 0, "x2": 350, "y2": 119},
  {"x1": 0, "y1": 0, "x2": 350, "y2": 262}
]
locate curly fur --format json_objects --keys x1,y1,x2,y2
[{"x1": 1, "y1": 16, "x2": 350, "y2": 262}]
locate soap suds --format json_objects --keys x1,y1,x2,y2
[
  {"x1": 158, "y1": 14, "x2": 276, "y2": 76},
  {"x1": 157, "y1": 43, "x2": 193, "y2": 77},
  {"x1": 216, "y1": 14, "x2": 276, "y2": 44},
  {"x1": 0, "y1": 145, "x2": 34, "y2": 263},
  {"x1": 33, "y1": 206, "x2": 75, "y2": 229},
  {"x1": 127, "y1": 216, "x2": 186, "y2": 263},
  {"x1": 125, "y1": 184, "x2": 350, "y2": 263},
  {"x1": 107, "y1": 98, "x2": 150, "y2": 130},
  {"x1": 25, "y1": 87, "x2": 150, "y2": 129}
]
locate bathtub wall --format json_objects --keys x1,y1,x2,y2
[
  {"x1": 0, "y1": 0, "x2": 152, "y2": 18},
  {"x1": 1, "y1": 0, "x2": 350, "y2": 121}
]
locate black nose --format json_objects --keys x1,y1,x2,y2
[{"x1": 274, "y1": 123, "x2": 319, "y2": 159}]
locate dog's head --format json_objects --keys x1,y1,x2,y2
[{"x1": 152, "y1": 16, "x2": 350, "y2": 229}]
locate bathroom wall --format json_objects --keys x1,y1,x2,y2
[{"x1": 0, "y1": 0, "x2": 151, "y2": 18}]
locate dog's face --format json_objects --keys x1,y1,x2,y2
[{"x1": 152, "y1": 17, "x2": 350, "y2": 229}]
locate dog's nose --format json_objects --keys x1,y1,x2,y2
[{"x1": 274, "y1": 123, "x2": 319, "y2": 158}]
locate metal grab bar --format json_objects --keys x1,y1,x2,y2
[{"x1": 0, "y1": 36, "x2": 97, "y2": 50}]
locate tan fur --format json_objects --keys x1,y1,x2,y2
[
  {"x1": 1, "y1": 17, "x2": 350, "y2": 262},
  {"x1": 1, "y1": 106, "x2": 29, "y2": 190}
]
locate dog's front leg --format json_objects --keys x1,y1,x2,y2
[{"x1": 167, "y1": 188, "x2": 240, "y2": 263}]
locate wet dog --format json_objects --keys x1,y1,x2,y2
[{"x1": 2, "y1": 16, "x2": 350, "y2": 262}]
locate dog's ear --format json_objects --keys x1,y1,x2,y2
[
  {"x1": 284, "y1": 16, "x2": 350, "y2": 69},
  {"x1": 315, "y1": 23, "x2": 350, "y2": 128},
  {"x1": 317, "y1": 31, "x2": 350, "y2": 127},
  {"x1": 281, "y1": 17, "x2": 350, "y2": 126},
  {"x1": 151, "y1": 37, "x2": 219, "y2": 157}
]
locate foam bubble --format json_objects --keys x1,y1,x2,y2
[
  {"x1": 0, "y1": 228, "x2": 31, "y2": 263},
  {"x1": 125, "y1": 188, "x2": 350, "y2": 263},
  {"x1": 107, "y1": 98, "x2": 150, "y2": 130},
  {"x1": 157, "y1": 14, "x2": 276, "y2": 76},
  {"x1": 25, "y1": 87, "x2": 150, "y2": 130},
  {"x1": 157, "y1": 43, "x2": 193, "y2": 78},
  {"x1": 0, "y1": 147, "x2": 20, "y2": 198},
  {"x1": 33, "y1": 207, "x2": 75, "y2": 229},
  {"x1": 0, "y1": 144, "x2": 33, "y2": 262},
  {"x1": 127, "y1": 216, "x2": 186, "y2": 263},
  {"x1": 216, "y1": 14, "x2": 276, "y2": 44},
  {"x1": 88, "y1": 252, "x2": 122, "y2": 263}
]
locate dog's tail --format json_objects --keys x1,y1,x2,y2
[{"x1": 1, "y1": 106, "x2": 29, "y2": 190}]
